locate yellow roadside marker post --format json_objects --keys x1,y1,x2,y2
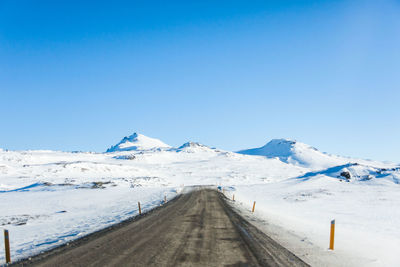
[
  {"x1": 329, "y1": 219, "x2": 335, "y2": 250},
  {"x1": 252, "y1": 201, "x2": 256, "y2": 213},
  {"x1": 4, "y1": 229, "x2": 11, "y2": 263}
]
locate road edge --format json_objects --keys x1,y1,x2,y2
[
  {"x1": 218, "y1": 192, "x2": 310, "y2": 267},
  {"x1": 11, "y1": 193, "x2": 183, "y2": 266}
]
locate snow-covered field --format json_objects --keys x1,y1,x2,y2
[
  {"x1": 1, "y1": 133, "x2": 399, "y2": 266},
  {"x1": 223, "y1": 180, "x2": 400, "y2": 266}
]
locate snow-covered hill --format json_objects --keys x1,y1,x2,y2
[
  {"x1": 106, "y1": 133, "x2": 171, "y2": 152},
  {"x1": 175, "y1": 142, "x2": 216, "y2": 153},
  {"x1": 295, "y1": 162, "x2": 400, "y2": 184},
  {"x1": 237, "y1": 139, "x2": 351, "y2": 169}
]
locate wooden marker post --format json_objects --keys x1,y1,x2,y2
[
  {"x1": 252, "y1": 201, "x2": 256, "y2": 213},
  {"x1": 4, "y1": 229, "x2": 11, "y2": 263},
  {"x1": 232, "y1": 194, "x2": 235, "y2": 201},
  {"x1": 329, "y1": 219, "x2": 335, "y2": 250},
  {"x1": 138, "y1": 202, "x2": 142, "y2": 215}
]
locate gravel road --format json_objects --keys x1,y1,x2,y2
[{"x1": 14, "y1": 188, "x2": 309, "y2": 267}]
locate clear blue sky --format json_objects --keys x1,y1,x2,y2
[{"x1": 1, "y1": 0, "x2": 399, "y2": 162}]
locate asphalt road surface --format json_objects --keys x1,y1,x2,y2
[{"x1": 15, "y1": 188, "x2": 309, "y2": 267}]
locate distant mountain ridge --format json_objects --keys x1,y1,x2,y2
[
  {"x1": 106, "y1": 133, "x2": 398, "y2": 174},
  {"x1": 106, "y1": 133, "x2": 215, "y2": 154},
  {"x1": 106, "y1": 134, "x2": 343, "y2": 169}
]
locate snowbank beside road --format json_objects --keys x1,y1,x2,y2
[
  {"x1": 227, "y1": 178, "x2": 400, "y2": 266},
  {"x1": 0, "y1": 185, "x2": 179, "y2": 262}
]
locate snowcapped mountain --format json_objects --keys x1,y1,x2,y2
[
  {"x1": 176, "y1": 142, "x2": 215, "y2": 153},
  {"x1": 106, "y1": 133, "x2": 171, "y2": 152},
  {"x1": 237, "y1": 138, "x2": 348, "y2": 169},
  {"x1": 237, "y1": 138, "x2": 400, "y2": 182}
]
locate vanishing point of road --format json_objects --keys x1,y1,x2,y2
[{"x1": 15, "y1": 188, "x2": 309, "y2": 267}]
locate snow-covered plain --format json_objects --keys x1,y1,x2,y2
[{"x1": 1, "y1": 133, "x2": 399, "y2": 266}]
